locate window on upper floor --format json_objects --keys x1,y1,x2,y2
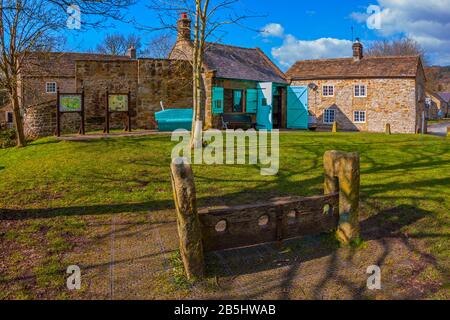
[
  {"x1": 6, "y1": 111, "x2": 13, "y2": 123},
  {"x1": 354, "y1": 84, "x2": 367, "y2": 97},
  {"x1": 46, "y1": 82, "x2": 57, "y2": 94},
  {"x1": 322, "y1": 85, "x2": 334, "y2": 97}
]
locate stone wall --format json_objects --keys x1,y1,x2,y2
[
  {"x1": 21, "y1": 77, "x2": 80, "y2": 137},
  {"x1": 19, "y1": 58, "x2": 193, "y2": 137},
  {"x1": 75, "y1": 59, "x2": 193, "y2": 131},
  {"x1": 136, "y1": 59, "x2": 192, "y2": 129},
  {"x1": 75, "y1": 60, "x2": 138, "y2": 131},
  {"x1": 291, "y1": 78, "x2": 420, "y2": 134}
]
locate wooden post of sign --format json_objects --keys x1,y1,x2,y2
[
  {"x1": 105, "y1": 89, "x2": 110, "y2": 134},
  {"x1": 127, "y1": 90, "x2": 132, "y2": 132},
  {"x1": 170, "y1": 159, "x2": 204, "y2": 281},
  {"x1": 80, "y1": 87, "x2": 86, "y2": 135},
  {"x1": 56, "y1": 87, "x2": 61, "y2": 137},
  {"x1": 324, "y1": 150, "x2": 360, "y2": 245}
]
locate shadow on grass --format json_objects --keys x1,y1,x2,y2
[{"x1": 205, "y1": 205, "x2": 440, "y2": 300}]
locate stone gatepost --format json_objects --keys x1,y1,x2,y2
[
  {"x1": 324, "y1": 151, "x2": 361, "y2": 244},
  {"x1": 170, "y1": 158, "x2": 204, "y2": 280},
  {"x1": 385, "y1": 123, "x2": 391, "y2": 135},
  {"x1": 332, "y1": 121, "x2": 338, "y2": 133}
]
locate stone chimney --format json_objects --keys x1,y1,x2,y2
[
  {"x1": 127, "y1": 45, "x2": 137, "y2": 59},
  {"x1": 177, "y1": 12, "x2": 191, "y2": 42},
  {"x1": 352, "y1": 38, "x2": 363, "y2": 62}
]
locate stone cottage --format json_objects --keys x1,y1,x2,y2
[{"x1": 286, "y1": 40, "x2": 427, "y2": 134}]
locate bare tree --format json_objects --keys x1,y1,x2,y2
[
  {"x1": 366, "y1": 37, "x2": 428, "y2": 64},
  {"x1": 142, "y1": 33, "x2": 174, "y2": 59},
  {"x1": 0, "y1": 0, "x2": 134, "y2": 147},
  {"x1": 148, "y1": 0, "x2": 255, "y2": 149},
  {"x1": 96, "y1": 32, "x2": 142, "y2": 55}
]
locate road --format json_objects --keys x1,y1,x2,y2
[{"x1": 428, "y1": 121, "x2": 450, "y2": 137}]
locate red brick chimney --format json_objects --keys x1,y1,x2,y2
[
  {"x1": 177, "y1": 12, "x2": 191, "y2": 42},
  {"x1": 352, "y1": 38, "x2": 363, "y2": 62}
]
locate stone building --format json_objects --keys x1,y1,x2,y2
[
  {"x1": 286, "y1": 40, "x2": 427, "y2": 134},
  {"x1": 170, "y1": 13, "x2": 289, "y2": 130},
  {"x1": 17, "y1": 49, "x2": 193, "y2": 137}
]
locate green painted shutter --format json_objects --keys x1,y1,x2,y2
[
  {"x1": 246, "y1": 89, "x2": 258, "y2": 114},
  {"x1": 212, "y1": 87, "x2": 224, "y2": 115}
]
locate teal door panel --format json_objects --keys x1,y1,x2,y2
[
  {"x1": 212, "y1": 87, "x2": 224, "y2": 115},
  {"x1": 246, "y1": 89, "x2": 258, "y2": 114},
  {"x1": 233, "y1": 90, "x2": 243, "y2": 112},
  {"x1": 287, "y1": 86, "x2": 308, "y2": 129},
  {"x1": 256, "y1": 83, "x2": 273, "y2": 131}
]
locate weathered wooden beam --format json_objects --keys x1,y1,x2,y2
[
  {"x1": 170, "y1": 158, "x2": 204, "y2": 280},
  {"x1": 199, "y1": 194, "x2": 339, "y2": 252},
  {"x1": 324, "y1": 150, "x2": 360, "y2": 244}
]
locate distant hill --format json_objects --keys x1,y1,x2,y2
[{"x1": 425, "y1": 66, "x2": 450, "y2": 92}]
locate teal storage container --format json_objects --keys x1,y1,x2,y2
[{"x1": 155, "y1": 109, "x2": 193, "y2": 132}]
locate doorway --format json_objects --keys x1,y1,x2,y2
[{"x1": 272, "y1": 87, "x2": 283, "y2": 129}]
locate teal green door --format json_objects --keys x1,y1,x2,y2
[
  {"x1": 212, "y1": 87, "x2": 224, "y2": 115},
  {"x1": 287, "y1": 86, "x2": 308, "y2": 129},
  {"x1": 245, "y1": 89, "x2": 258, "y2": 114},
  {"x1": 256, "y1": 82, "x2": 273, "y2": 131}
]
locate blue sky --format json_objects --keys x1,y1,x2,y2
[{"x1": 66, "y1": 0, "x2": 450, "y2": 68}]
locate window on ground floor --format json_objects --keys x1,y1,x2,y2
[
  {"x1": 323, "y1": 108, "x2": 336, "y2": 124},
  {"x1": 353, "y1": 110, "x2": 366, "y2": 123},
  {"x1": 322, "y1": 85, "x2": 334, "y2": 97},
  {"x1": 46, "y1": 82, "x2": 57, "y2": 94}
]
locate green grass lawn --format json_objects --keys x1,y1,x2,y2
[{"x1": 0, "y1": 132, "x2": 449, "y2": 299}]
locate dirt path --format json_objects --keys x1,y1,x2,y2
[{"x1": 66, "y1": 213, "x2": 446, "y2": 300}]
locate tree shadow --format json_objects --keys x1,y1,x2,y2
[{"x1": 205, "y1": 205, "x2": 440, "y2": 299}]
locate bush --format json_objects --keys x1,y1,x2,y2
[{"x1": 0, "y1": 129, "x2": 16, "y2": 148}]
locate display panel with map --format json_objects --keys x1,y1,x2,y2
[
  {"x1": 108, "y1": 94, "x2": 129, "y2": 112},
  {"x1": 59, "y1": 94, "x2": 82, "y2": 112}
]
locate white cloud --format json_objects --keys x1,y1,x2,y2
[
  {"x1": 261, "y1": 23, "x2": 285, "y2": 38},
  {"x1": 272, "y1": 36, "x2": 353, "y2": 68},
  {"x1": 351, "y1": 0, "x2": 450, "y2": 65}
]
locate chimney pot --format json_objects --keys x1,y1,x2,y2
[
  {"x1": 177, "y1": 12, "x2": 192, "y2": 42},
  {"x1": 352, "y1": 39, "x2": 363, "y2": 62},
  {"x1": 127, "y1": 46, "x2": 137, "y2": 59}
]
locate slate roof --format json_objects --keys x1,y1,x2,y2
[
  {"x1": 203, "y1": 43, "x2": 287, "y2": 84},
  {"x1": 436, "y1": 92, "x2": 450, "y2": 102},
  {"x1": 286, "y1": 56, "x2": 421, "y2": 80},
  {"x1": 22, "y1": 52, "x2": 131, "y2": 78}
]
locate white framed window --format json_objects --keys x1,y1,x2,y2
[
  {"x1": 354, "y1": 110, "x2": 366, "y2": 123},
  {"x1": 354, "y1": 84, "x2": 367, "y2": 97},
  {"x1": 323, "y1": 108, "x2": 336, "y2": 124},
  {"x1": 46, "y1": 82, "x2": 57, "y2": 93},
  {"x1": 5, "y1": 111, "x2": 14, "y2": 128},
  {"x1": 6, "y1": 111, "x2": 13, "y2": 123},
  {"x1": 322, "y1": 85, "x2": 334, "y2": 97}
]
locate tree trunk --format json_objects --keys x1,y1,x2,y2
[
  {"x1": 170, "y1": 160, "x2": 204, "y2": 280},
  {"x1": 11, "y1": 87, "x2": 26, "y2": 147}
]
